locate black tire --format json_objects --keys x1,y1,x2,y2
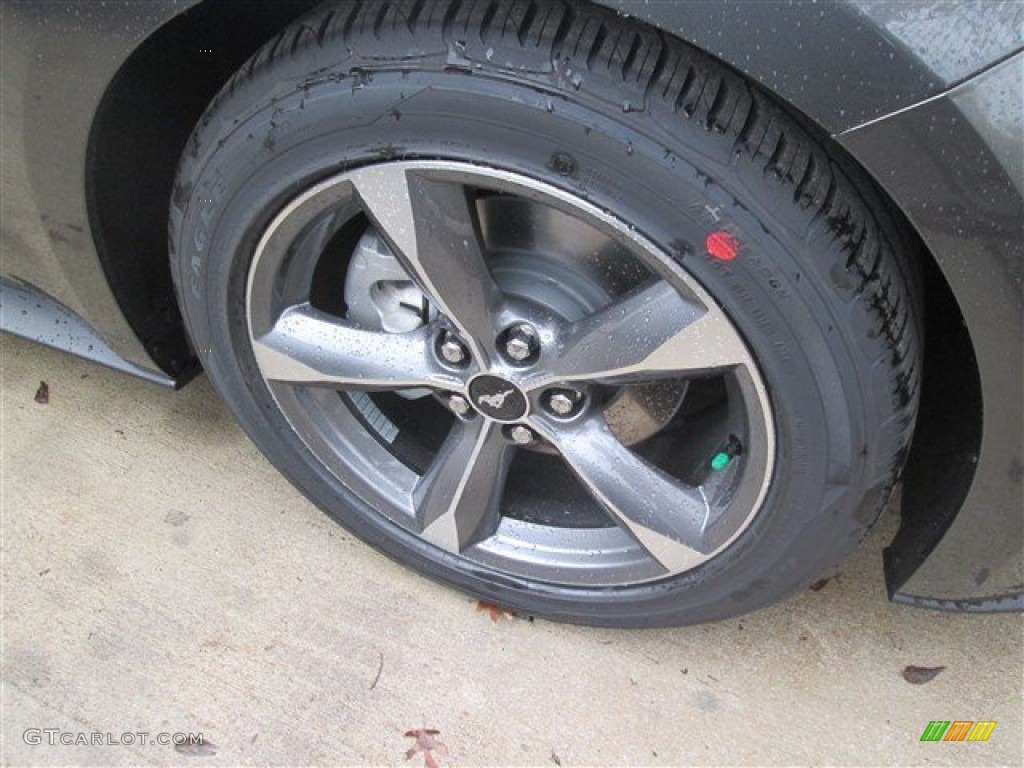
[{"x1": 170, "y1": 0, "x2": 922, "y2": 626}]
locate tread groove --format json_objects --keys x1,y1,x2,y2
[
  {"x1": 372, "y1": 2, "x2": 390, "y2": 38},
  {"x1": 441, "y1": 0, "x2": 463, "y2": 39},
  {"x1": 407, "y1": 0, "x2": 426, "y2": 30},
  {"x1": 517, "y1": 1, "x2": 538, "y2": 45},
  {"x1": 793, "y1": 152, "x2": 816, "y2": 203},
  {"x1": 621, "y1": 34, "x2": 641, "y2": 80},
  {"x1": 316, "y1": 10, "x2": 336, "y2": 45},
  {"x1": 643, "y1": 39, "x2": 668, "y2": 106},
  {"x1": 550, "y1": 5, "x2": 572, "y2": 54},
  {"x1": 672, "y1": 66, "x2": 695, "y2": 114},
  {"x1": 480, "y1": 1, "x2": 499, "y2": 41},
  {"x1": 342, "y1": 1, "x2": 361, "y2": 41},
  {"x1": 586, "y1": 23, "x2": 607, "y2": 70},
  {"x1": 731, "y1": 93, "x2": 758, "y2": 157},
  {"x1": 704, "y1": 78, "x2": 726, "y2": 129}
]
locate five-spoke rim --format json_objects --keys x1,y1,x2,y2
[{"x1": 246, "y1": 161, "x2": 775, "y2": 586}]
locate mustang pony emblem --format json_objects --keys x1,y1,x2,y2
[{"x1": 478, "y1": 388, "x2": 517, "y2": 409}]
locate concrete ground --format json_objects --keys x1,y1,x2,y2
[{"x1": 2, "y1": 332, "x2": 1021, "y2": 766}]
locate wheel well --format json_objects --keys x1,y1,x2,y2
[
  {"x1": 884, "y1": 257, "x2": 983, "y2": 594},
  {"x1": 87, "y1": 0, "x2": 983, "y2": 569},
  {"x1": 86, "y1": 0, "x2": 321, "y2": 379}
]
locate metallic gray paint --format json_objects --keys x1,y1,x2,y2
[
  {"x1": 841, "y1": 54, "x2": 1024, "y2": 605},
  {"x1": 0, "y1": 276, "x2": 174, "y2": 387}
]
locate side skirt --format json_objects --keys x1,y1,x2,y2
[{"x1": 1, "y1": 276, "x2": 176, "y2": 388}]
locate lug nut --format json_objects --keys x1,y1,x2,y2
[
  {"x1": 546, "y1": 389, "x2": 583, "y2": 417},
  {"x1": 508, "y1": 425, "x2": 536, "y2": 445},
  {"x1": 504, "y1": 324, "x2": 539, "y2": 363},
  {"x1": 448, "y1": 394, "x2": 472, "y2": 416},
  {"x1": 440, "y1": 334, "x2": 468, "y2": 365}
]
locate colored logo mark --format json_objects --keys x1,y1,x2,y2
[{"x1": 920, "y1": 721, "x2": 996, "y2": 742}]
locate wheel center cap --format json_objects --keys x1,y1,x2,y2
[{"x1": 468, "y1": 375, "x2": 528, "y2": 422}]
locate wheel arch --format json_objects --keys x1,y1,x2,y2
[{"x1": 85, "y1": 0, "x2": 322, "y2": 379}]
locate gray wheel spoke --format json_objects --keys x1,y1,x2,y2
[
  {"x1": 526, "y1": 281, "x2": 747, "y2": 391},
  {"x1": 253, "y1": 303, "x2": 458, "y2": 390},
  {"x1": 415, "y1": 419, "x2": 512, "y2": 553},
  {"x1": 348, "y1": 165, "x2": 503, "y2": 363},
  {"x1": 531, "y1": 414, "x2": 715, "y2": 571}
]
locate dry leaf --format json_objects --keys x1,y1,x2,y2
[
  {"x1": 173, "y1": 737, "x2": 218, "y2": 756},
  {"x1": 476, "y1": 600, "x2": 516, "y2": 622},
  {"x1": 902, "y1": 665, "x2": 946, "y2": 684},
  {"x1": 34, "y1": 381, "x2": 49, "y2": 404},
  {"x1": 404, "y1": 728, "x2": 449, "y2": 768}
]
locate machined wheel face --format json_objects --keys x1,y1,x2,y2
[{"x1": 245, "y1": 161, "x2": 775, "y2": 587}]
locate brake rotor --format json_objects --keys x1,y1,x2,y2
[{"x1": 343, "y1": 196, "x2": 688, "y2": 445}]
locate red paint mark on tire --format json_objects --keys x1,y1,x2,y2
[{"x1": 706, "y1": 231, "x2": 739, "y2": 261}]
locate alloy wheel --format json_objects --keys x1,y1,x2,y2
[{"x1": 246, "y1": 161, "x2": 775, "y2": 587}]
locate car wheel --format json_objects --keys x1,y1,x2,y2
[{"x1": 170, "y1": 0, "x2": 922, "y2": 626}]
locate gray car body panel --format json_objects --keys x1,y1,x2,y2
[
  {"x1": 1, "y1": 0, "x2": 1021, "y2": 608},
  {"x1": 841, "y1": 54, "x2": 1023, "y2": 609},
  {"x1": 0, "y1": 276, "x2": 175, "y2": 387},
  {"x1": 1, "y1": 0, "x2": 189, "y2": 375}
]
